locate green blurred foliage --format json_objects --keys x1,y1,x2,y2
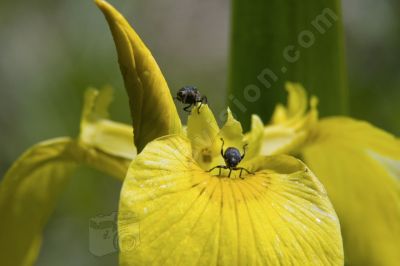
[
  {"x1": 0, "y1": 0, "x2": 398, "y2": 265},
  {"x1": 344, "y1": 0, "x2": 400, "y2": 135},
  {"x1": 229, "y1": 0, "x2": 348, "y2": 130}
]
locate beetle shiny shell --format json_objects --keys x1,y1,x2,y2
[
  {"x1": 176, "y1": 86, "x2": 202, "y2": 104},
  {"x1": 207, "y1": 138, "x2": 254, "y2": 178},
  {"x1": 223, "y1": 147, "x2": 242, "y2": 167},
  {"x1": 175, "y1": 86, "x2": 208, "y2": 114}
]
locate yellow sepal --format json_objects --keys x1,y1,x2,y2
[
  {"x1": 302, "y1": 117, "x2": 400, "y2": 266},
  {"x1": 0, "y1": 87, "x2": 137, "y2": 265},
  {"x1": 119, "y1": 135, "x2": 343, "y2": 265},
  {"x1": 0, "y1": 138, "x2": 76, "y2": 266}
]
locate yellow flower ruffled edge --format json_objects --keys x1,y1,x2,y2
[
  {"x1": 261, "y1": 82, "x2": 318, "y2": 156},
  {"x1": 0, "y1": 87, "x2": 135, "y2": 266},
  {"x1": 267, "y1": 82, "x2": 400, "y2": 266}
]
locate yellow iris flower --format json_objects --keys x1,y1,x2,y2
[
  {"x1": 93, "y1": 1, "x2": 342, "y2": 264},
  {"x1": 0, "y1": 85, "x2": 343, "y2": 265},
  {"x1": 1, "y1": 0, "x2": 398, "y2": 265}
]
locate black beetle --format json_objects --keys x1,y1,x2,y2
[
  {"x1": 175, "y1": 86, "x2": 208, "y2": 114},
  {"x1": 207, "y1": 138, "x2": 254, "y2": 178}
]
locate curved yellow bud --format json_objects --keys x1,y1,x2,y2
[{"x1": 95, "y1": 0, "x2": 182, "y2": 153}]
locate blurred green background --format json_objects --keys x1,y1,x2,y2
[{"x1": 0, "y1": 0, "x2": 398, "y2": 265}]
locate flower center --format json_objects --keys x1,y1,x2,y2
[{"x1": 201, "y1": 148, "x2": 212, "y2": 163}]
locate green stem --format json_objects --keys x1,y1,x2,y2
[{"x1": 228, "y1": 0, "x2": 348, "y2": 129}]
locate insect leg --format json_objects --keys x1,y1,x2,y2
[
  {"x1": 197, "y1": 96, "x2": 208, "y2": 114},
  {"x1": 183, "y1": 104, "x2": 193, "y2": 113},
  {"x1": 241, "y1": 144, "x2": 248, "y2": 160},
  {"x1": 207, "y1": 165, "x2": 228, "y2": 177},
  {"x1": 233, "y1": 167, "x2": 254, "y2": 178},
  {"x1": 228, "y1": 168, "x2": 233, "y2": 177},
  {"x1": 220, "y1": 138, "x2": 225, "y2": 157},
  {"x1": 207, "y1": 165, "x2": 220, "y2": 173}
]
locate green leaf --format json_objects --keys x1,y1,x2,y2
[{"x1": 228, "y1": 0, "x2": 348, "y2": 129}]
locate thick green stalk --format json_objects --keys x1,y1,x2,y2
[{"x1": 228, "y1": 0, "x2": 348, "y2": 129}]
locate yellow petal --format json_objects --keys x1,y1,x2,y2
[
  {"x1": 271, "y1": 82, "x2": 308, "y2": 123},
  {"x1": 0, "y1": 135, "x2": 135, "y2": 265},
  {"x1": 218, "y1": 108, "x2": 245, "y2": 150},
  {"x1": 0, "y1": 135, "x2": 134, "y2": 266},
  {"x1": 0, "y1": 87, "x2": 138, "y2": 265},
  {"x1": 78, "y1": 87, "x2": 138, "y2": 180},
  {"x1": 118, "y1": 135, "x2": 343, "y2": 265},
  {"x1": 243, "y1": 114, "x2": 264, "y2": 160},
  {"x1": 80, "y1": 87, "x2": 136, "y2": 160},
  {"x1": 186, "y1": 107, "x2": 258, "y2": 170},
  {"x1": 73, "y1": 140, "x2": 132, "y2": 181},
  {"x1": 262, "y1": 82, "x2": 318, "y2": 155},
  {"x1": 302, "y1": 117, "x2": 400, "y2": 265},
  {"x1": 186, "y1": 104, "x2": 220, "y2": 169},
  {"x1": 95, "y1": 0, "x2": 182, "y2": 153},
  {"x1": 0, "y1": 138, "x2": 76, "y2": 266}
]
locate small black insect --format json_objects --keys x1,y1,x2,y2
[
  {"x1": 207, "y1": 138, "x2": 254, "y2": 178},
  {"x1": 175, "y1": 86, "x2": 208, "y2": 114}
]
